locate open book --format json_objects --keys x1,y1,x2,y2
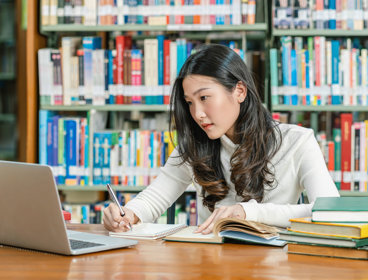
[{"x1": 164, "y1": 218, "x2": 286, "y2": 247}]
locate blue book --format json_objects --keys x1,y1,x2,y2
[
  {"x1": 52, "y1": 115, "x2": 60, "y2": 184},
  {"x1": 290, "y1": 49, "x2": 298, "y2": 105},
  {"x1": 305, "y1": 50, "x2": 311, "y2": 105},
  {"x1": 331, "y1": 40, "x2": 340, "y2": 105},
  {"x1": 93, "y1": 132, "x2": 102, "y2": 185},
  {"x1": 270, "y1": 49, "x2": 278, "y2": 106},
  {"x1": 157, "y1": 35, "x2": 164, "y2": 86},
  {"x1": 84, "y1": 115, "x2": 90, "y2": 185},
  {"x1": 39, "y1": 110, "x2": 51, "y2": 166},
  {"x1": 46, "y1": 117, "x2": 54, "y2": 170},
  {"x1": 107, "y1": 49, "x2": 114, "y2": 104},
  {"x1": 329, "y1": 0, "x2": 336, "y2": 29},
  {"x1": 64, "y1": 119, "x2": 78, "y2": 185},
  {"x1": 100, "y1": 132, "x2": 112, "y2": 185},
  {"x1": 281, "y1": 37, "x2": 291, "y2": 105},
  {"x1": 157, "y1": 35, "x2": 164, "y2": 104}
]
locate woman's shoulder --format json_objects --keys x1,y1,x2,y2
[
  {"x1": 271, "y1": 123, "x2": 315, "y2": 165},
  {"x1": 276, "y1": 123, "x2": 314, "y2": 140}
]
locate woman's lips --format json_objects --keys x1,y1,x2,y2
[{"x1": 202, "y1": 123, "x2": 213, "y2": 130}]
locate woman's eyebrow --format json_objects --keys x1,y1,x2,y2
[{"x1": 183, "y1": 88, "x2": 209, "y2": 99}]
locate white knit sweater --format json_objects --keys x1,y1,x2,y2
[{"x1": 125, "y1": 123, "x2": 340, "y2": 228}]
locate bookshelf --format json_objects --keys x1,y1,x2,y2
[
  {"x1": 270, "y1": 0, "x2": 368, "y2": 196},
  {"x1": 0, "y1": 0, "x2": 17, "y2": 161},
  {"x1": 41, "y1": 23, "x2": 268, "y2": 32},
  {"x1": 37, "y1": 0, "x2": 270, "y2": 223}
]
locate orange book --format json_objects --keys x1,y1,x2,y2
[{"x1": 247, "y1": 0, "x2": 255, "y2": 24}]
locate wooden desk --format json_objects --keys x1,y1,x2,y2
[{"x1": 0, "y1": 224, "x2": 367, "y2": 279}]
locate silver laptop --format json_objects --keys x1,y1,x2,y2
[{"x1": 0, "y1": 160, "x2": 137, "y2": 255}]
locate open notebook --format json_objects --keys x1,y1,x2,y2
[{"x1": 109, "y1": 223, "x2": 187, "y2": 240}]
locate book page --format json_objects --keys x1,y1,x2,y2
[
  {"x1": 164, "y1": 226, "x2": 223, "y2": 243},
  {"x1": 214, "y1": 218, "x2": 279, "y2": 239},
  {"x1": 109, "y1": 223, "x2": 186, "y2": 239}
]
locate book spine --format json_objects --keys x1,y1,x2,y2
[{"x1": 340, "y1": 113, "x2": 353, "y2": 190}]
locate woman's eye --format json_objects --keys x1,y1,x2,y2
[
  {"x1": 186, "y1": 101, "x2": 192, "y2": 106},
  {"x1": 200, "y1": 96, "x2": 208, "y2": 101}
]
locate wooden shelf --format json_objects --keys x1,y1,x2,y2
[
  {"x1": 57, "y1": 184, "x2": 196, "y2": 192},
  {"x1": 57, "y1": 185, "x2": 146, "y2": 191},
  {"x1": 272, "y1": 105, "x2": 368, "y2": 112},
  {"x1": 273, "y1": 29, "x2": 368, "y2": 37},
  {"x1": 41, "y1": 23, "x2": 267, "y2": 33},
  {"x1": 40, "y1": 104, "x2": 170, "y2": 112}
]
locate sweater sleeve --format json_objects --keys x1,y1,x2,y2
[
  {"x1": 125, "y1": 148, "x2": 192, "y2": 223},
  {"x1": 239, "y1": 130, "x2": 340, "y2": 228}
]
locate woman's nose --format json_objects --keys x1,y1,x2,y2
[{"x1": 193, "y1": 105, "x2": 206, "y2": 120}]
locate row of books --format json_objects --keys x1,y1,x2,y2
[
  {"x1": 40, "y1": 110, "x2": 177, "y2": 186},
  {"x1": 41, "y1": 0, "x2": 255, "y2": 26},
  {"x1": 38, "y1": 35, "x2": 246, "y2": 106},
  {"x1": 281, "y1": 197, "x2": 368, "y2": 260},
  {"x1": 274, "y1": 0, "x2": 368, "y2": 30},
  {"x1": 322, "y1": 113, "x2": 368, "y2": 192},
  {"x1": 92, "y1": 129, "x2": 176, "y2": 186},
  {"x1": 270, "y1": 37, "x2": 368, "y2": 106},
  {"x1": 39, "y1": 112, "x2": 90, "y2": 186},
  {"x1": 273, "y1": 112, "x2": 368, "y2": 192}
]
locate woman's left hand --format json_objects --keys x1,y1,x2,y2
[{"x1": 195, "y1": 204, "x2": 246, "y2": 234}]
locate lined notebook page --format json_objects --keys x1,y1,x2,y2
[{"x1": 109, "y1": 223, "x2": 187, "y2": 240}]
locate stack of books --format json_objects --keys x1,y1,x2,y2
[{"x1": 280, "y1": 197, "x2": 368, "y2": 260}]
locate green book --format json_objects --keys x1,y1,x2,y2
[
  {"x1": 279, "y1": 230, "x2": 368, "y2": 248},
  {"x1": 312, "y1": 197, "x2": 368, "y2": 223}
]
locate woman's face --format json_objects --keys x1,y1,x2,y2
[{"x1": 182, "y1": 74, "x2": 246, "y2": 142}]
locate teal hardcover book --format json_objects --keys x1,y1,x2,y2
[
  {"x1": 312, "y1": 197, "x2": 368, "y2": 223},
  {"x1": 279, "y1": 230, "x2": 368, "y2": 248}
]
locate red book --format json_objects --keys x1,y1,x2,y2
[
  {"x1": 327, "y1": 141, "x2": 335, "y2": 172},
  {"x1": 116, "y1": 35, "x2": 125, "y2": 104},
  {"x1": 62, "y1": 210, "x2": 71, "y2": 221},
  {"x1": 163, "y1": 40, "x2": 171, "y2": 85},
  {"x1": 340, "y1": 113, "x2": 353, "y2": 190}
]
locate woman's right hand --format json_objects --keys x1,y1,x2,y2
[{"x1": 103, "y1": 203, "x2": 139, "y2": 232}]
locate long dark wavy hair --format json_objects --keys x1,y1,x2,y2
[{"x1": 169, "y1": 44, "x2": 282, "y2": 212}]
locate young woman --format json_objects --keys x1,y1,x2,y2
[{"x1": 103, "y1": 44, "x2": 339, "y2": 234}]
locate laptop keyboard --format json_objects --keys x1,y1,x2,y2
[{"x1": 69, "y1": 239, "x2": 104, "y2": 250}]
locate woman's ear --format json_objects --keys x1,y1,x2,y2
[{"x1": 235, "y1": 81, "x2": 247, "y2": 103}]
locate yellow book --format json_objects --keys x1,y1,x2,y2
[{"x1": 289, "y1": 217, "x2": 368, "y2": 239}]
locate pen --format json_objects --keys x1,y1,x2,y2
[{"x1": 106, "y1": 184, "x2": 132, "y2": 231}]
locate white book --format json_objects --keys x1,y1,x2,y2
[
  {"x1": 169, "y1": 41, "x2": 177, "y2": 85},
  {"x1": 319, "y1": 36, "x2": 326, "y2": 87},
  {"x1": 326, "y1": 41, "x2": 332, "y2": 86},
  {"x1": 360, "y1": 121, "x2": 366, "y2": 191},
  {"x1": 38, "y1": 48, "x2": 54, "y2": 106},
  {"x1": 62, "y1": 37, "x2": 82, "y2": 105},
  {"x1": 341, "y1": 49, "x2": 350, "y2": 105},
  {"x1": 361, "y1": 49, "x2": 367, "y2": 105},
  {"x1": 109, "y1": 223, "x2": 187, "y2": 240},
  {"x1": 92, "y1": 49, "x2": 105, "y2": 105}
]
